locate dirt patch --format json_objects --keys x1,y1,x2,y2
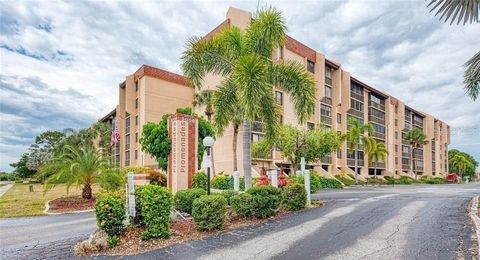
[
  {"x1": 48, "y1": 196, "x2": 95, "y2": 213},
  {"x1": 91, "y1": 201, "x2": 323, "y2": 256}
]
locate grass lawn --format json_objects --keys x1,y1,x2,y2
[{"x1": 0, "y1": 183, "x2": 99, "y2": 218}]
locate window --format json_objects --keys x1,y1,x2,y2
[
  {"x1": 370, "y1": 94, "x2": 383, "y2": 105},
  {"x1": 275, "y1": 91, "x2": 283, "y2": 105},
  {"x1": 307, "y1": 60, "x2": 315, "y2": 73},
  {"x1": 395, "y1": 157, "x2": 398, "y2": 165},
  {"x1": 135, "y1": 150, "x2": 138, "y2": 160},
  {"x1": 278, "y1": 46, "x2": 284, "y2": 59},
  {"x1": 320, "y1": 104, "x2": 332, "y2": 117},
  {"x1": 135, "y1": 81, "x2": 138, "y2": 91},
  {"x1": 324, "y1": 86, "x2": 332, "y2": 98},
  {"x1": 325, "y1": 66, "x2": 332, "y2": 85},
  {"x1": 372, "y1": 123, "x2": 385, "y2": 134},
  {"x1": 350, "y1": 99, "x2": 363, "y2": 111},
  {"x1": 135, "y1": 132, "x2": 138, "y2": 142},
  {"x1": 395, "y1": 119, "x2": 398, "y2": 126},
  {"x1": 395, "y1": 131, "x2": 398, "y2": 139},
  {"x1": 402, "y1": 145, "x2": 410, "y2": 153},
  {"x1": 135, "y1": 115, "x2": 138, "y2": 125},
  {"x1": 307, "y1": 122, "x2": 315, "y2": 130},
  {"x1": 337, "y1": 149, "x2": 342, "y2": 158},
  {"x1": 125, "y1": 117, "x2": 130, "y2": 134},
  {"x1": 135, "y1": 98, "x2": 138, "y2": 109},
  {"x1": 125, "y1": 151, "x2": 130, "y2": 166},
  {"x1": 395, "y1": 144, "x2": 398, "y2": 152},
  {"x1": 351, "y1": 82, "x2": 363, "y2": 95},
  {"x1": 337, "y1": 113, "x2": 341, "y2": 123},
  {"x1": 395, "y1": 106, "x2": 398, "y2": 113},
  {"x1": 125, "y1": 134, "x2": 130, "y2": 150},
  {"x1": 251, "y1": 133, "x2": 263, "y2": 142}
]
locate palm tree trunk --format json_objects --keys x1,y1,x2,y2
[
  {"x1": 82, "y1": 182, "x2": 92, "y2": 199},
  {"x1": 232, "y1": 123, "x2": 239, "y2": 172},
  {"x1": 374, "y1": 166, "x2": 377, "y2": 186},
  {"x1": 411, "y1": 145, "x2": 416, "y2": 179},
  {"x1": 354, "y1": 148, "x2": 358, "y2": 184},
  {"x1": 242, "y1": 120, "x2": 252, "y2": 190}
]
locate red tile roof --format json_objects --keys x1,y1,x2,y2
[
  {"x1": 134, "y1": 65, "x2": 189, "y2": 87},
  {"x1": 285, "y1": 36, "x2": 316, "y2": 61}
]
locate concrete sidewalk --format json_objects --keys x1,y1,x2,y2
[{"x1": 0, "y1": 182, "x2": 14, "y2": 198}]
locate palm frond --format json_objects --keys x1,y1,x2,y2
[
  {"x1": 212, "y1": 79, "x2": 242, "y2": 135},
  {"x1": 269, "y1": 60, "x2": 316, "y2": 123},
  {"x1": 245, "y1": 6, "x2": 287, "y2": 58},
  {"x1": 464, "y1": 50, "x2": 480, "y2": 100},
  {"x1": 427, "y1": 0, "x2": 479, "y2": 25}
]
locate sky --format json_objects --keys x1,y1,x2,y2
[{"x1": 0, "y1": 0, "x2": 479, "y2": 171}]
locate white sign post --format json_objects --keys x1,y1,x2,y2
[
  {"x1": 269, "y1": 170, "x2": 278, "y2": 188},
  {"x1": 233, "y1": 171, "x2": 240, "y2": 192},
  {"x1": 127, "y1": 172, "x2": 136, "y2": 218},
  {"x1": 300, "y1": 157, "x2": 311, "y2": 206}
]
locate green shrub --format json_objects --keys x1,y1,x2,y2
[
  {"x1": 246, "y1": 186, "x2": 282, "y2": 218},
  {"x1": 218, "y1": 190, "x2": 237, "y2": 205},
  {"x1": 211, "y1": 175, "x2": 231, "y2": 190},
  {"x1": 294, "y1": 172, "x2": 322, "y2": 193},
  {"x1": 384, "y1": 176, "x2": 395, "y2": 184},
  {"x1": 366, "y1": 177, "x2": 384, "y2": 185},
  {"x1": 138, "y1": 185, "x2": 173, "y2": 240},
  {"x1": 0, "y1": 173, "x2": 19, "y2": 181},
  {"x1": 318, "y1": 176, "x2": 343, "y2": 189},
  {"x1": 335, "y1": 175, "x2": 355, "y2": 186},
  {"x1": 398, "y1": 176, "x2": 415, "y2": 184},
  {"x1": 107, "y1": 235, "x2": 119, "y2": 248},
  {"x1": 192, "y1": 195, "x2": 227, "y2": 231},
  {"x1": 132, "y1": 186, "x2": 145, "y2": 226},
  {"x1": 98, "y1": 169, "x2": 125, "y2": 192},
  {"x1": 230, "y1": 193, "x2": 255, "y2": 218},
  {"x1": 94, "y1": 192, "x2": 126, "y2": 237},
  {"x1": 282, "y1": 183, "x2": 307, "y2": 211},
  {"x1": 419, "y1": 176, "x2": 446, "y2": 184},
  {"x1": 174, "y1": 188, "x2": 207, "y2": 215},
  {"x1": 192, "y1": 171, "x2": 207, "y2": 190}
]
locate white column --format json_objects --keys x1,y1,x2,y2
[
  {"x1": 304, "y1": 169, "x2": 311, "y2": 206},
  {"x1": 233, "y1": 171, "x2": 240, "y2": 192},
  {"x1": 270, "y1": 170, "x2": 278, "y2": 188}
]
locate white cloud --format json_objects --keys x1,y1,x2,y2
[{"x1": 0, "y1": 0, "x2": 479, "y2": 171}]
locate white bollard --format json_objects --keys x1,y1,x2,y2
[
  {"x1": 233, "y1": 171, "x2": 240, "y2": 192},
  {"x1": 269, "y1": 170, "x2": 278, "y2": 188},
  {"x1": 304, "y1": 169, "x2": 311, "y2": 206}
]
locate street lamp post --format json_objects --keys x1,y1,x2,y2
[{"x1": 203, "y1": 136, "x2": 215, "y2": 195}]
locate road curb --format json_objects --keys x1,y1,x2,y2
[
  {"x1": 44, "y1": 200, "x2": 94, "y2": 215},
  {"x1": 469, "y1": 195, "x2": 480, "y2": 259}
]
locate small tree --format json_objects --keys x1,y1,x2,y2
[
  {"x1": 364, "y1": 138, "x2": 388, "y2": 181},
  {"x1": 405, "y1": 128, "x2": 428, "y2": 180},
  {"x1": 345, "y1": 118, "x2": 373, "y2": 184},
  {"x1": 449, "y1": 153, "x2": 472, "y2": 181}
]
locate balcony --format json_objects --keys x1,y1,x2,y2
[
  {"x1": 369, "y1": 100, "x2": 385, "y2": 111},
  {"x1": 252, "y1": 121, "x2": 264, "y2": 132},
  {"x1": 402, "y1": 164, "x2": 410, "y2": 170},
  {"x1": 402, "y1": 152, "x2": 410, "y2": 158},
  {"x1": 320, "y1": 115, "x2": 332, "y2": 125},
  {"x1": 368, "y1": 115, "x2": 385, "y2": 125},
  {"x1": 347, "y1": 159, "x2": 364, "y2": 166},
  {"x1": 321, "y1": 156, "x2": 332, "y2": 164},
  {"x1": 347, "y1": 108, "x2": 364, "y2": 118},
  {"x1": 372, "y1": 132, "x2": 385, "y2": 140},
  {"x1": 325, "y1": 77, "x2": 332, "y2": 86},
  {"x1": 351, "y1": 91, "x2": 364, "y2": 102},
  {"x1": 370, "y1": 161, "x2": 386, "y2": 169},
  {"x1": 321, "y1": 96, "x2": 332, "y2": 105},
  {"x1": 402, "y1": 139, "x2": 410, "y2": 146}
]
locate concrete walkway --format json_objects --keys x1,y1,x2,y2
[{"x1": 0, "y1": 182, "x2": 14, "y2": 198}]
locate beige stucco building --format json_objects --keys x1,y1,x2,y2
[{"x1": 101, "y1": 7, "x2": 450, "y2": 179}]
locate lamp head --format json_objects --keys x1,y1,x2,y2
[{"x1": 202, "y1": 136, "x2": 215, "y2": 147}]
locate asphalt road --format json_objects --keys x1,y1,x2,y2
[{"x1": 0, "y1": 184, "x2": 478, "y2": 259}]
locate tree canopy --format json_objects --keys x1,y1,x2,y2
[{"x1": 448, "y1": 149, "x2": 478, "y2": 178}]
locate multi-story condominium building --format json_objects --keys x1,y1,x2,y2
[{"x1": 101, "y1": 7, "x2": 450, "y2": 179}]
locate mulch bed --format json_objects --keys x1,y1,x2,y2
[
  {"x1": 96, "y1": 201, "x2": 323, "y2": 256},
  {"x1": 48, "y1": 196, "x2": 95, "y2": 213}
]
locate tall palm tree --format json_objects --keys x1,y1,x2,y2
[
  {"x1": 346, "y1": 118, "x2": 373, "y2": 184},
  {"x1": 193, "y1": 89, "x2": 217, "y2": 174},
  {"x1": 405, "y1": 128, "x2": 429, "y2": 180},
  {"x1": 449, "y1": 153, "x2": 471, "y2": 182},
  {"x1": 364, "y1": 138, "x2": 388, "y2": 182},
  {"x1": 42, "y1": 145, "x2": 110, "y2": 199},
  {"x1": 182, "y1": 7, "x2": 316, "y2": 189},
  {"x1": 427, "y1": 0, "x2": 479, "y2": 100}
]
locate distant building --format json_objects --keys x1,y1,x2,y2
[{"x1": 101, "y1": 7, "x2": 450, "y2": 179}]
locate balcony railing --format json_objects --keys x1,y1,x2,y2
[
  {"x1": 347, "y1": 159, "x2": 364, "y2": 166},
  {"x1": 370, "y1": 161, "x2": 386, "y2": 168},
  {"x1": 369, "y1": 115, "x2": 385, "y2": 125},
  {"x1": 320, "y1": 115, "x2": 332, "y2": 125},
  {"x1": 369, "y1": 100, "x2": 385, "y2": 111},
  {"x1": 402, "y1": 164, "x2": 410, "y2": 170},
  {"x1": 325, "y1": 77, "x2": 332, "y2": 86},
  {"x1": 402, "y1": 139, "x2": 410, "y2": 146},
  {"x1": 252, "y1": 121, "x2": 264, "y2": 132},
  {"x1": 351, "y1": 92, "x2": 364, "y2": 102},
  {"x1": 321, "y1": 96, "x2": 332, "y2": 105},
  {"x1": 402, "y1": 152, "x2": 410, "y2": 158},
  {"x1": 347, "y1": 108, "x2": 364, "y2": 118},
  {"x1": 321, "y1": 156, "x2": 332, "y2": 164},
  {"x1": 372, "y1": 132, "x2": 385, "y2": 140}
]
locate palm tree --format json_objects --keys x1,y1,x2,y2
[
  {"x1": 42, "y1": 145, "x2": 110, "y2": 199},
  {"x1": 449, "y1": 153, "x2": 471, "y2": 182},
  {"x1": 346, "y1": 118, "x2": 373, "y2": 184},
  {"x1": 182, "y1": 7, "x2": 316, "y2": 189},
  {"x1": 193, "y1": 89, "x2": 217, "y2": 174},
  {"x1": 364, "y1": 138, "x2": 388, "y2": 182},
  {"x1": 193, "y1": 89, "x2": 215, "y2": 121},
  {"x1": 427, "y1": 0, "x2": 479, "y2": 100},
  {"x1": 405, "y1": 128, "x2": 429, "y2": 180}
]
